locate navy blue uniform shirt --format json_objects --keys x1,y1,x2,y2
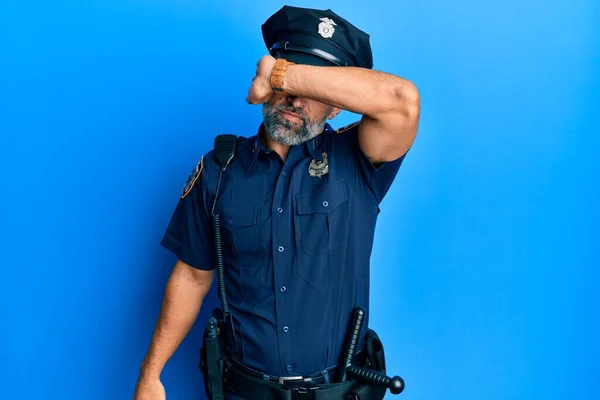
[{"x1": 161, "y1": 121, "x2": 406, "y2": 377}]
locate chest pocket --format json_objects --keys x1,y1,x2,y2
[
  {"x1": 220, "y1": 205, "x2": 264, "y2": 266},
  {"x1": 296, "y1": 179, "x2": 349, "y2": 256}
]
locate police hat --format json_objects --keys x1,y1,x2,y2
[{"x1": 261, "y1": 5, "x2": 373, "y2": 69}]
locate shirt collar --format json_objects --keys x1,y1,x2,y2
[
  {"x1": 245, "y1": 122, "x2": 333, "y2": 174},
  {"x1": 305, "y1": 123, "x2": 333, "y2": 161},
  {"x1": 246, "y1": 123, "x2": 269, "y2": 173}
]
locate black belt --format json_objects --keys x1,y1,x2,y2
[
  {"x1": 228, "y1": 360, "x2": 338, "y2": 385},
  {"x1": 224, "y1": 361, "x2": 355, "y2": 400}
]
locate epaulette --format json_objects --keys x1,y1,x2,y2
[{"x1": 336, "y1": 120, "x2": 360, "y2": 134}]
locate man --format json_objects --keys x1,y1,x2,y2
[{"x1": 133, "y1": 5, "x2": 419, "y2": 400}]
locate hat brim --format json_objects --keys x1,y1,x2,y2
[{"x1": 274, "y1": 51, "x2": 337, "y2": 67}]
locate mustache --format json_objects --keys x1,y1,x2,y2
[{"x1": 274, "y1": 105, "x2": 308, "y2": 121}]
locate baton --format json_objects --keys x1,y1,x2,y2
[
  {"x1": 337, "y1": 307, "x2": 405, "y2": 395},
  {"x1": 337, "y1": 307, "x2": 365, "y2": 382}
]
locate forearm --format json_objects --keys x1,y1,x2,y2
[
  {"x1": 139, "y1": 261, "x2": 213, "y2": 378},
  {"x1": 283, "y1": 64, "x2": 417, "y2": 118}
]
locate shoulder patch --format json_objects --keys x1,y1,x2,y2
[
  {"x1": 336, "y1": 120, "x2": 360, "y2": 134},
  {"x1": 181, "y1": 156, "x2": 204, "y2": 199}
]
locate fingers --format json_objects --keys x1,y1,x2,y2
[
  {"x1": 246, "y1": 86, "x2": 258, "y2": 105},
  {"x1": 247, "y1": 73, "x2": 273, "y2": 105},
  {"x1": 257, "y1": 55, "x2": 276, "y2": 77}
]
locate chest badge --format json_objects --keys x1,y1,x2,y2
[{"x1": 309, "y1": 152, "x2": 329, "y2": 178}]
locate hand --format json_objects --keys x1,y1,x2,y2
[
  {"x1": 246, "y1": 55, "x2": 277, "y2": 105},
  {"x1": 133, "y1": 376, "x2": 166, "y2": 400}
]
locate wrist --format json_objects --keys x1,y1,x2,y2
[
  {"x1": 139, "y1": 359, "x2": 162, "y2": 379},
  {"x1": 270, "y1": 58, "x2": 295, "y2": 95}
]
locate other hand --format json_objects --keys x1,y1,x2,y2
[
  {"x1": 246, "y1": 55, "x2": 277, "y2": 105},
  {"x1": 133, "y1": 376, "x2": 166, "y2": 400}
]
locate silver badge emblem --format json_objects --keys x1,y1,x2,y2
[
  {"x1": 309, "y1": 152, "x2": 329, "y2": 178},
  {"x1": 318, "y1": 17, "x2": 336, "y2": 39}
]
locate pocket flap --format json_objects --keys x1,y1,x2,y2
[
  {"x1": 221, "y1": 206, "x2": 258, "y2": 229},
  {"x1": 297, "y1": 180, "x2": 348, "y2": 215}
]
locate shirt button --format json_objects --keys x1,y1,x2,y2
[
  {"x1": 227, "y1": 219, "x2": 233, "y2": 224},
  {"x1": 277, "y1": 207, "x2": 283, "y2": 213},
  {"x1": 280, "y1": 286, "x2": 287, "y2": 292},
  {"x1": 322, "y1": 201, "x2": 329, "y2": 207},
  {"x1": 283, "y1": 326, "x2": 289, "y2": 333},
  {"x1": 278, "y1": 246, "x2": 284, "y2": 252},
  {"x1": 287, "y1": 365, "x2": 292, "y2": 371},
  {"x1": 282, "y1": 171, "x2": 288, "y2": 176}
]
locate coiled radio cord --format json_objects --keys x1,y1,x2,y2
[{"x1": 211, "y1": 168, "x2": 240, "y2": 358}]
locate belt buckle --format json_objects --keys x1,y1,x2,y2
[
  {"x1": 291, "y1": 386, "x2": 319, "y2": 400},
  {"x1": 278, "y1": 375, "x2": 303, "y2": 384}
]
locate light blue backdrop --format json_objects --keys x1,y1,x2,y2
[{"x1": 1, "y1": 1, "x2": 598, "y2": 399}]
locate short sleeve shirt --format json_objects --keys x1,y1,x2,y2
[{"x1": 161, "y1": 121, "x2": 406, "y2": 377}]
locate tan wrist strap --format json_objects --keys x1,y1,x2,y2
[{"x1": 271, "y1": 58, "x2": 294, "y2": 95}]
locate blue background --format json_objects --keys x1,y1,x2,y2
[{"x1": 1, "y1": 0, "x2": 598, "y2": 399}]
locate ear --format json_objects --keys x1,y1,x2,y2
[{"x1": 327, "y1": 107, "x2": 342, "y2": 120}]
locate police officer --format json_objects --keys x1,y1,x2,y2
[{"x1": 133, "y1": 5, "x2": 419, "y2": 400}]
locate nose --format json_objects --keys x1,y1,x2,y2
[{"x1": 286, "y1": 95, "x2": 305, "y2": 110}]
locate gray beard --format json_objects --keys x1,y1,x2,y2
[{"x1": 262, "y1": 103, "x2": 328, "y2": 146}]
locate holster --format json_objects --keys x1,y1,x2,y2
[
  {"x1": 348, "y1": 328, "x2": 388, "y2": 400},
  {"x1": 200, "y1": 308, "x2": 227, "y2": 400}
]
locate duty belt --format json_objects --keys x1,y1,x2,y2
[
  {"x1": 224, "y1": 360, "x2": 355, "y2": 400},
  {"x1": 228, "y1": 359, "x2": 339, "y2": 385}
]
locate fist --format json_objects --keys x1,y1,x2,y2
[{"x1": 246, "y1": 55, "x2": 277, "y2": 104}]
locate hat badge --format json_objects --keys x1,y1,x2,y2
[{"x1": 318, "y1": 17, "x2": 336, "y2": 39}]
